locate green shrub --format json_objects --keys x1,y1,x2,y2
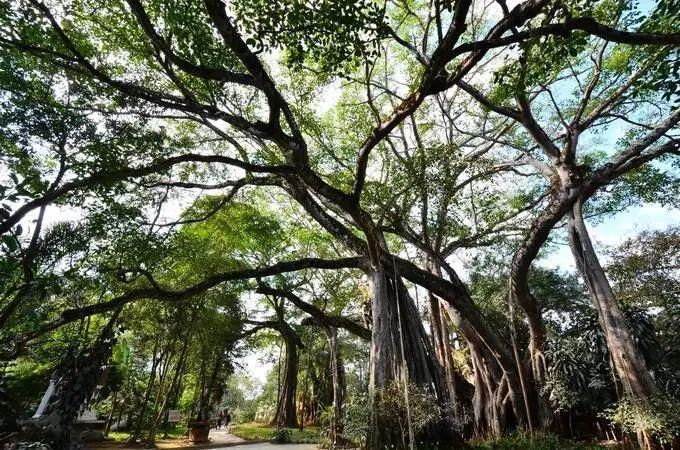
[
  {"x1": 340, "y1": 382, "x2": 442, "y2": 447},
  {"x1": 471, "y1": 432, "x2": 609, "y2": 450},
  {"x1": 235, "y1": 401, "x2": 258, "y2": 423},
  {"x1": 376, "y1": 381, "x2": 440, "y2": 436},
  {"x1": 602, "y1": 395, "x2": 680, "y2": 444},
  {"x1": 319, "y1": 404, "x2": 335, "y2": 447},
  {"x1": 343, "y1": 392, "x2": 370, "y2": 446},
  {"x1": 271, "y1": 427, "x2": 292, "y2": 443}
]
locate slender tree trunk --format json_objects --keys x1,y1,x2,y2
[
  {"x1": 132, "y1": 341, "x2": 161, "y2": 441},
  {"x1": 301, "y1": 332, "x2": 314, "y2": 429},
  {"x1": 163, "y1": 326, "x2": 192, "y2": 437},
  {"x1": 426, "y1": 259, "x2": 477, "y2": 429},
  {"x1": 523, "y1": 300, "x2": 547, "y2": 394},
  {"x1": 508, "y1": 280, "x2": 550, "y2": 432},
  {"x1": 429, "y1": 294, "x2": 459, "y2": 407},
  {"x1": 325, "y1": 326, "x2": 346, "y2": 447},
  {"x1": 567, "y1": 199, "x2": 657, "y2": 400},
  {"x1": 468, "y1": 339, "x2": 504, "y2": 438},
  {"x1": 199, "y1": 356, "x2": 221, "y2": 422},
  {"x1": 447, "y1": 304, "x2": 506, "y2": 438},
  {"x1": 104, "y1": 390, "x2": 119, "y2": 437},
  {"x1": 146, "y1": 343, "x2": 175, "y2": 444}
]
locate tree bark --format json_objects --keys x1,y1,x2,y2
[
  {"x1": 273, "y1": 333, "x2": 299, "y2": 428},
  {"x1": 146, "y1": 341, "x2": 177, "y2": 444},
  {"x1": 508, "y1": 204, "x2": 563, "y2": 391},
  {"x1": 163, "y1": 322, "x2": 193, "y2": 437},
  {"x1": 199, "y1": 356, "x2": 222, "y2": 421},
  {"x1": 324, "y1": 326, "x2": 346, "y2": 447},
  {"x1": 246, "y1": 314, "x2": 303, "y2": 428},
  {"x1": 429, "y1": 294, "x2": 458, "y2": 407},
  {"x1": 367, "y1": 265, "x2": 464, "y2": 449},
  {"x1": 567, "y1": 199, "x2": 657, "y2": 399},
  {"x1": 441, "y1": 300, "x2": 512, "y2": 438},
  {"x1": 506, "y1": 181, "x2": 581, "y2": 431},
  {"x1": 468, "y1": 336, "x2": 505, "y2": 438},
  {"x1": 131, "y1": 340, "x2": 162, "y2": 441},
  {"x1": 421, "y1": 258, "x2": 534, "y2": 435}
]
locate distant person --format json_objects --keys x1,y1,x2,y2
[
  {"x1": 225, "y1": 410, "x2": 231, "y2": 425},
  {"x1": 217, "y1": 410, "x2": 224, "y2": 429}
]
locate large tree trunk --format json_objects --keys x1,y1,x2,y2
[
  {"x1": 274, "y1": 334, "x2": 299, "y2": 428},
  {"x1": 367, "y1": 265, "x2": 464, "y2": 449},
  {"x1": 507, "y1": 190, "x2": 576, "y2": 430},
  {"x1": 567, "y1": 200, "x2": 657, "y2": 400}
]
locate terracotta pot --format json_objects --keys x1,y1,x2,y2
[{"x1": 187, "y1": 420, "x2": 210, "y2": 443}]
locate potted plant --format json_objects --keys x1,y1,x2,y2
[
  {"x1": 187, "y1": 396, "x2": 211, "y2": 442},
  {"x1": 187, "y1": 419, "x2": 210, "y2": 443}
]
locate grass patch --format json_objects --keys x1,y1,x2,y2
[
  {"x1": 106, "y1": 431, "x2": 129, "y2": 441},
  {"x1": 230, "y1": 422, "x2": 320, "y2": 443}
]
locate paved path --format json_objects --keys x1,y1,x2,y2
[{"x1": 205, "y1": 430, "x2": 245, "y2": 446}]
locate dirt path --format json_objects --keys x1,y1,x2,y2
[{"x1": 199, "y1": 430, "x2": 245, "y2": 447}]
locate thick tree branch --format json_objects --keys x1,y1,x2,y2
[
  {"x1": 385, "y1": 253, "x2": 518, "y2": 372},
  {"x1": 456, "y1": 80, "x2": 521, "y2": 119},
  {"x1": 125, "y1": 0, "x2": 256, "y2": 87},
  {"x1": 451, "y1": 17, "x2": 680, "y2": 56},
  {"x1": 9, "y1": 256, "x2": 367, "y2": 348},
  {"x1": 256, "y1": 284, "x2": 371, "y2": 341},
  {"x1": 244, "y1": 319, "x2": 304, "y2": 348},
  {"x1": 202, "y1": 0, "x2": 303, "y2": 147},
  {"x1": 0, "y1": 154, "x2": 291, "y2": 236}
]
